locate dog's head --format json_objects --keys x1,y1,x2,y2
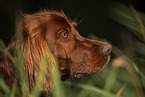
[{"x1": 22, "y1": 11, "x2": 112, "y2": 81}]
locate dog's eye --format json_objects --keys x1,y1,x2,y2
[{"x1": 61, "y1": 32, "x2": 69, "y2": 39}]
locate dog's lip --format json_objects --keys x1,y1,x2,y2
[
  {"x1": 103, "y1": 55, "x2": 111, "y2": 67},
  {"x1": 73, "y1": 73, "x2": 85, "y2": 78},
  {"x1": 95, "y1": 55, "x2": 110, "y2": 71}
]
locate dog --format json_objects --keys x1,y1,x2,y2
[{"x1": 0, "y1": 10, "x2": 112, "y2": 96}]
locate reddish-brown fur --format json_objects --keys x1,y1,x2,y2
[{"x1": 0, "y1": 11, "x2": 112, "y2": 96}]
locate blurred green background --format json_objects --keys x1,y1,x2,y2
[{"x1": 0, "y1": 0, "x2": 145, "y2": 97}]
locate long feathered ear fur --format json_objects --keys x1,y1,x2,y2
[{"x1": 21, "y1": 12, "x2": 54, "y2": 92}]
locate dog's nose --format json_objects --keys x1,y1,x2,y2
[{"x1": 101, "y1": 44, "x2": 112, "y2": 55}]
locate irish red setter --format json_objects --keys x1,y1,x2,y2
[{"x1": 0, "y1": 11, "x2": 112, "y2": 96}]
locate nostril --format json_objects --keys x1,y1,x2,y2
[{"x1": 101, "y1": 44, "x2": 112, "y2": 55}]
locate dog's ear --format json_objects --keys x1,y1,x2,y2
[
  {"x1": 22, "y1": 14, "x2": 46, "y2": 40},
  {"x1": 21, "y1": 14, "x2": 43, "y2": 89},
  {"x1": 21, "y1": 13, "x2": 54, "y2": 90}
]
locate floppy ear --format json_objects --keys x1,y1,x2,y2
[
  {"x1": 21, "y1": 14, "x2": 52, "y2": 90},
  {"x1": 22, "y1": 14, "x2": 45, "y2": 39}
]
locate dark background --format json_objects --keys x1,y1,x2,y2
[{"x1": 0, "y1": 0, "x2": 144, "y2": 46}]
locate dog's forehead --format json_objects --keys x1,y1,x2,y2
[{"x1": 50, "y1": 12, "x2": 76, "y2": 29}]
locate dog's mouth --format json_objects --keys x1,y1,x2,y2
[
  {"x1": 71, "y1": 56, "x2": 111, "y2": 79},
  {"x1": 61, "y1": 72, "x2": 85, "y2": 80},
  {"x1": 73, "y1": 73, "x2": 85, "y2": 79},
  {"x1": 60, "y1": 54, "x2": 111, "y2": 80}
]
